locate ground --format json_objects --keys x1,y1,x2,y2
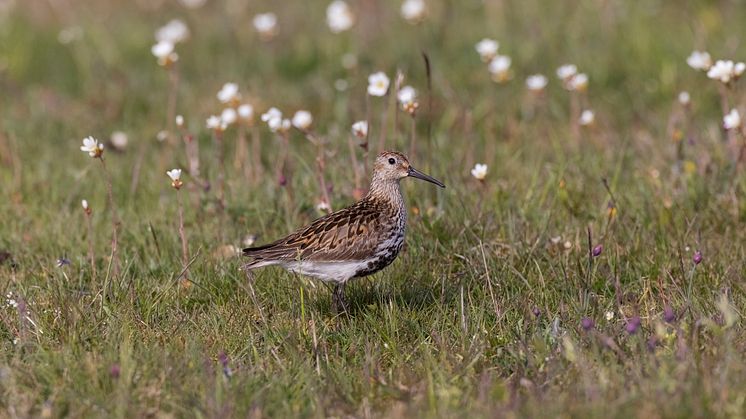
[{"x1": 1, "y1": 0, "x2": 746, "y2": 417}]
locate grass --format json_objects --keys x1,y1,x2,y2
[{"x1": 1, "y1": 0, "x2": 746, "y2": 417}]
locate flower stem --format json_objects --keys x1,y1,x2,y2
[
  {"x1": 213, "y1": 130, "x2": 226, "y2": 242},
  {"x1": 99, "y1": 158, "x2": 120, "y2": 279},
  {"x1": 167, "y1": 65, "x2": 180, "y2": 144},
  {"x1": 85, "y1": 212, "x2": 95, "y2": 282},
  {"x1": 251, "y1": 126, "x2": 263, "y2": 184},
  {"x1": 409, "y1": 116, "x2": 417, "y2": 158},
  {"x1": 177, "y1": 191, "x2": 190, "y2": 282},
  {"x1": 347, "y1": 134, "x2": 362, "y2": 191}
]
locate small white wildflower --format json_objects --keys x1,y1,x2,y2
[
  {"x1": 397, "y1": 85, "x2": 419, "y2": 115},
  {"x1": 686, "y1": 50, "x2": 712, "y2": 71},
  {"x1": 316, "y1": 200, "x2": 332, "y2": 214},
  {"x1": 471, "y1": 163, "x2": 488, "y2": 180},
  {"x1": 261, "y1": 107, "x2": 282, "y2": 123},
  {"x1": 268, "y1": 117, "x2": 291, "y2": 133},
  {"x1": 556, "y1": 64, "x2": 578, "y2": 81},
  {"x1": 475, "y1": 38, "x2": 499, "y2": 62},
  {"x1": 80, "y1": 136, "x2": 104, "y2": 158},
  {"x1": 488, "y1": 55, "x2": 511, "y2": 82},
  {"x1": 221, "y1": 108, "x2": 238, "y2": 127},
  {"x1": 678, "y1": 91, "x2": 690, "y2": 106},
  {"x1": 175, "y1": 115, "x2": 184, "y2": 127},
  {"x1": 367, "y1": 71, "x2": 390, "y2": 96},
  {"x1": 151, "y1": 41, "x2": 178, "y2": 66},
  {"x1": 579, "y1": 109, "x2": 595, "y2": 126},
  {"x1": 352, "y1": 120, "x2": 368, "y2": 138},
  {"x1": 206, "y1": 115, "x2": 221, "y2": 130},
  {"x1": 156, "y1": 19, "x2": 189, "y2": 44},
  {"x1": 326, "y1": 0, "x2": 354, "y2": 33},
  {"x1": 401, "y1": 0, "x2": 426, "y2": 24},
  {"x1": 723, "y1": 109, "x2": 741, "y2": 130},
  {"x1": 238, "y1": 104, "x2": 254, "y2": 122},
  {"x1": 253, "y1": 13, "x2": 278, "y2": 39},
  {"x1": 605, "y1": 311, "x2": 615, "y2": 321},
  {"x1": 735, "y1": 62, "x2": 746, "y2": 77},
  {"x1": 82, "y1": 200, "x2": 89, "y2": 210},
  {"x1": 110, "y1": 131, "x2": 128, "y2": 151},
  {"x1": 217, "y1": 82, "x2": 240, "y2": 104},
  {"x1": 569, "y1": 73, "x2": 588, "y2": 91},
  {"x1": 525, "y1": 74, "x2": 548, "y2": 91},
  {"x1": 291, "y1": 110, "x2": 313, "y2": 130},
  {"x1": 166, "y1": 168, "x2": 183, "y2": 189},
  {"x1": 707, "y1": 60, "x2": 735, "y2": 83}
]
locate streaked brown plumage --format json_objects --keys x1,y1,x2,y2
[{"x1": 243, "y1": 151, "x2": 445, "y2": 313}]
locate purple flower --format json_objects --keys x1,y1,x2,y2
[
  {"x1": 625, "y1": 316, "x2": 641, "y2": 334},
  {"x1": 218, "y1": 351, "x2": 232, "y2": 379},
  {"x1": 647, "y1": 335, "x2": 658, "y2": 352},
  {"x1": 581, "y1": 317, "x2": 595, "y2": 331},
  {"x1": 592, "y1": 244, "x2": 603, "y2": 257},
  {"x1": 663, "y1": 305, "x2": 676, "y2": 323},
  {"x1": 277, "y1": 173, "x2": 287, "y2": 187},
  {"x1": 531, "y1": 307, "x2": 541, "y2": 317},
  {"x1": 693, "y1": 250, "x2": 702, "y2": 265},
  {"x1": 110, "y1": 364, "x2": 120, "y2": 379},
  {"x1": 56, "y1": 257, "x2": 71, "y2": 267}
]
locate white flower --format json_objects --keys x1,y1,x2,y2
[
  {"x1": 268, "y1": 117, "x2": 291, "y2": 133},
  {"x1": 80, "y1": 136, "x2": 104, "y2": 158},
  {"x1": 579, "y1": 110, "x2": 595, "y2": 126},
  {"x1": 723, "y1": 109, "x2": 741, "y2": 130},
  {"x1": 735, "y1": 62, "x2": 746, "y2": 77},
  {"x1": 110, "y1": 131, "x2": 128, "y2": 151},
  {"x1": 261, "y1": 107, "x2": 282, "y2": 123},
  {"x1": 569, "y1": 73, "x2": 588, "y2": 91},
  {"x1": 206, "y1": 115, "x2": 222, "y2": 130},
  {"x1": 475, "y1": 38, "x2": 499, "y2": 62},
  {"x1": 253, "y1": 13, "x2": 278, "y2": 39},
  {"x1": 166, "y1": 168, "x2": 182, "y2": 181},
  {"x1": 316, "y1": 200, "x2": 331, "y2": 214},
  {"x1": 471, "y1": 163, "x2": 488, "y2": 180},
  {"x1": 397, "y1": 85, "x2": 419, "y2": 115},
  {"x1": 155, "y1": 19, "x2": 189, "y2": 44},
  {"x1": 217, "y1": 82, "x2": 240, "y2": 104},
  {"x1": 178, "y1": 0, "x2": 207, "y2": 8},
  {"x1": 401, "y1": 0, "x2": 426, "y2": 23},
  {"x1": 708, "y1": 60, "x2": 735, "y2": 83},
  {"x1": 556, "y1": 64, "x2": 578, "y2": 81},
  {"x1": 238, "y1": 104, "x2": 254, "y2": 122},
  {"x1": 686, "y1": 50, "x2": 712, "y2": 71},
  {"x1": 82, "y1": 199, "x2": 89, "y2": 210},
  {"x1": 525, "y1": 74, "x2": 547, "y2": 91},
  {"x1": 605, "y1": 311, "x2": 615, "y2": 321},
  {"x1": 221, "y1": 108, "x2": 237, "y2": 126},
  {"x1": 327, "y1": 0, "x2": 354, "y2": 33},
  {"x1": 151, "y1": 41, "x2": 178, "y2": 66},
  {"x1": 352, "y1": 120, "x2": 368, "y2": 138},
  {"x1": 292, "y1": 110, "x2": 313, "y2": 130},
  {"x1": 678, "y1": 91, "x2": 690, "y2": 106},
  {"x1": 175, "y1": 115, "x2": 184, "y2": 127},
  {"x1": 367, "y1": 71, "x2": 390, "y2": 96},
  {"x1": 167, "y1": 168, "x2": 183, "y2": 189},
  {"x1": 488, "y1": 55, "x2": 511, "y2": 82}
]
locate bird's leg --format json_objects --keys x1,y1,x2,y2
[{"x1": 332, "y1": 283, "x2": 348, "y2": 314}]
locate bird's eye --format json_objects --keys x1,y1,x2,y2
[{"x1": 388, "y1": 158, "x2": 396, "y2": 165}]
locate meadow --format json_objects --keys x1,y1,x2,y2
[{"x1": 1, "y1": 0, "x2": 746, "y2": 417}]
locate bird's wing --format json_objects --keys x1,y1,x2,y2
[{"x1": 243, "y1": 200, "x2": 385, "y2": 264}]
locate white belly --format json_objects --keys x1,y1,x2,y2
[{"x1": 280, "y1": 260, "x2": 373, "y2": 284}]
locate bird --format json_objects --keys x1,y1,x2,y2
[{"x1": 242, "y1": 151, "x2": 445, "y2": 314}]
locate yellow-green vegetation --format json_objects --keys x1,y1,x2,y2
[{"x1": 1, "y1": 0, "x2": 745, "y2": 417}]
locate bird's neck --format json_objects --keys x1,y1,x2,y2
[{"x1": 366, "y1": 178, "x2": 405, "y2": 213}]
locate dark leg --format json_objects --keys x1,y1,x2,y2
[{"x1": 332, "y1": 283, "x2": 348, "y2": 315}]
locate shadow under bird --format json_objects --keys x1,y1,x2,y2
[{"x1": 243, "y1": 151, "x2": 445, "y2": 313}]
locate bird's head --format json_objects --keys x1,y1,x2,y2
[{"x1": 372, "y1": 151, "x2": 445, "y2": 188}]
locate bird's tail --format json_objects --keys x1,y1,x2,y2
[{"x1": 242, "y1": 242, "x2": 291, "y2": 270}]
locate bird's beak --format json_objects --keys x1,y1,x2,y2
[{"x1": 408, "y1": 166, "x2": 446, "y2": 188}]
